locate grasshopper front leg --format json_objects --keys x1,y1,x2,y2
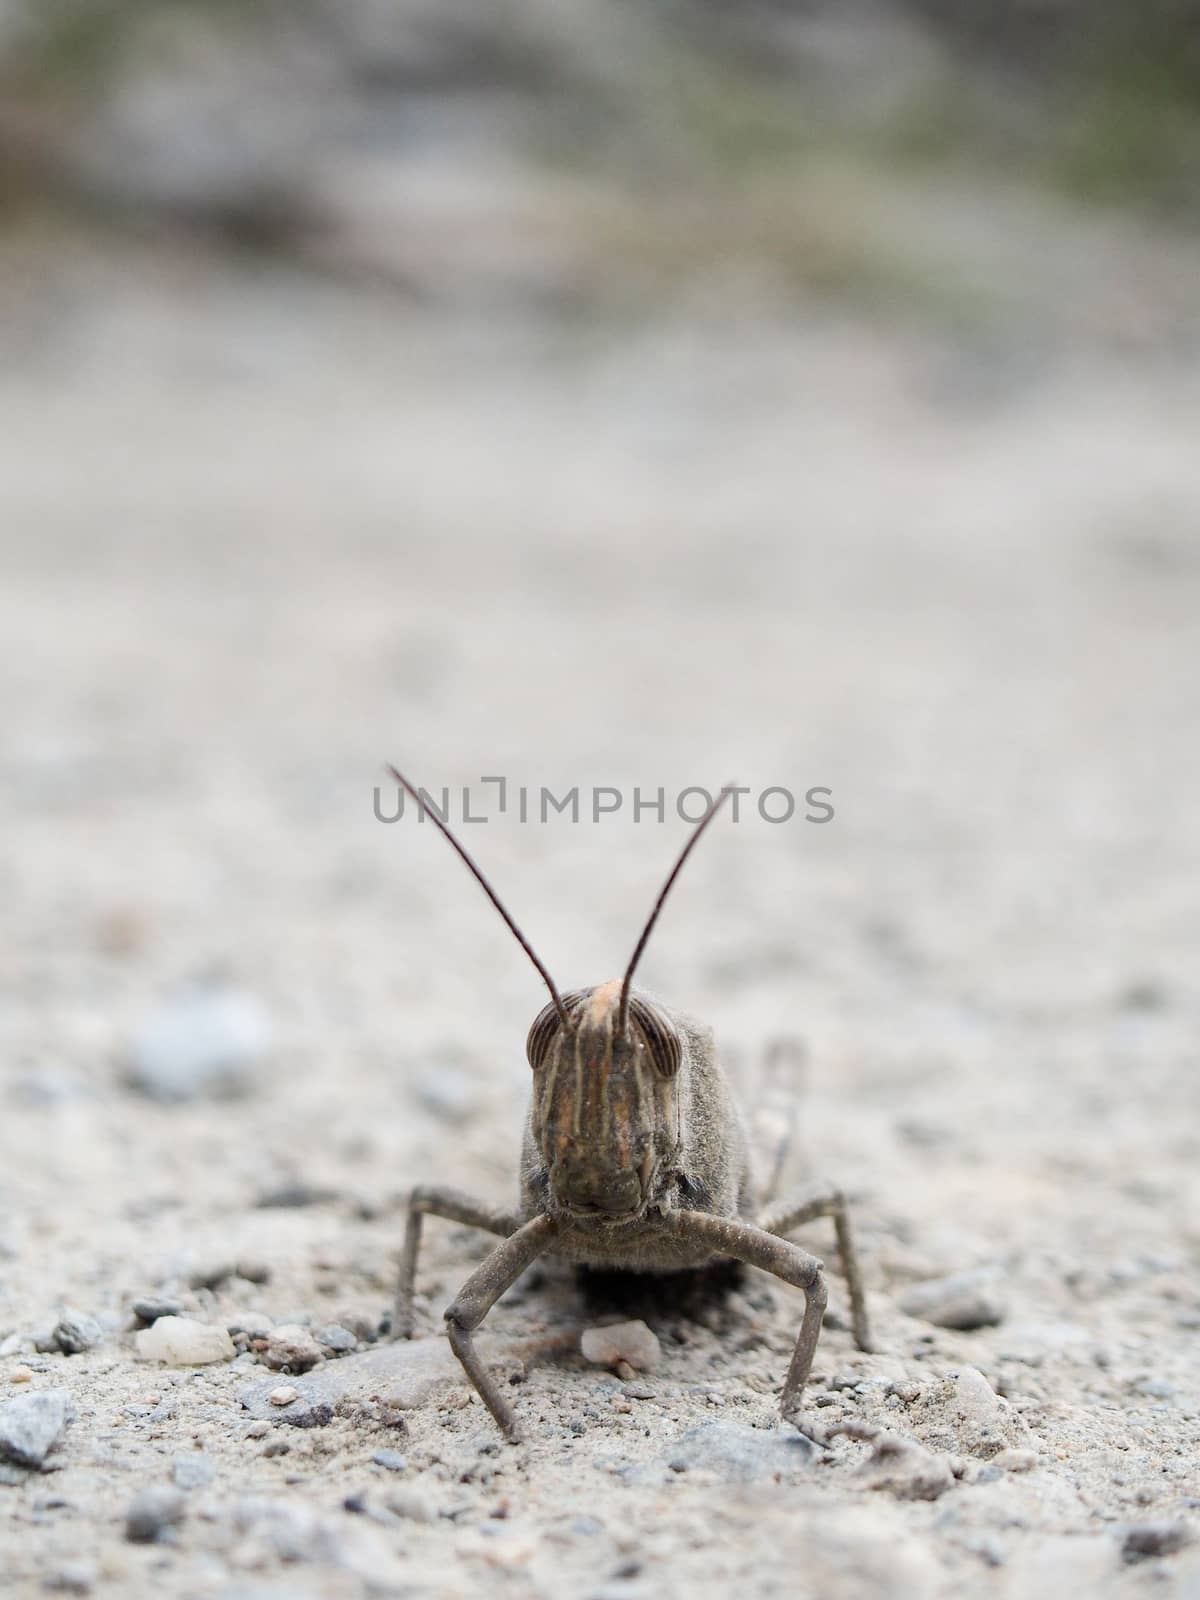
[
  {"x1": 393, "y1": 1184, "x2": 522, "y2": 1339},
  {"x1": 659, "y1": 1209, "x2": 828, "y2": 1419},
  {"x1": 443, "y1": 1214, "x2": 559, "y2": 1441}
]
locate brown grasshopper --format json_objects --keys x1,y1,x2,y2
[{"x1": 388, "y1": 767, "x2": 872, "y2": 1441}]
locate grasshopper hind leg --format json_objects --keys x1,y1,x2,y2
[{"x1": 758, "y1": 1178, "x2": 872, "y2": 1353}]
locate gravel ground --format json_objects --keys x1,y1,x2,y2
[{"x1": 1, "y1": 222, "x2": 1199, "y2": 1599}]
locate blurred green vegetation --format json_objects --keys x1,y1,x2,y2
[
  {"x1": 1, "y1": 0, "x2": 1198, "y2": 274},
  {"x1": 1049, "y1": 59, "x2": 1200, "y2": 213},
  {"x1": 892, "y1": 1, "x2": 1200, "y2": 212},
  {"x1": 626, "y1": 17, "x2": 1200, "y2": 219},
  {"x1": 2, "y1": 0, "x2": 277, "y2": 87}
]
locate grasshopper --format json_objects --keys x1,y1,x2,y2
[{"x1": 388, "y1": 767, "x2": 872, "y2": 1440}]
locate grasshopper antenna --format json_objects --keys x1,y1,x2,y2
[
  {"x1": 618, "y1": 784, "x2": 735, "y2": 1034},
  {"x1": 386, "y1": 765, "x2": 569, "y2": 1027}
]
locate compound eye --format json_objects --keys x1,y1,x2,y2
[
  {"x1": 525, "y1": 1002, "x2": 559, "y2": 1070},
  {"x1": 628, "y1": 997, "x2": 682, "y2": 1078},
  {"x1": 525, "y1": 989, "x2": 586, "y2": 1070}
]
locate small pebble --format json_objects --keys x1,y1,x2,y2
[
  {"x1": 827, "y1": 1371, "x2": 861, "y2": 1391},
  {"x1": 171, "y1": 1454, "x2": 216, "y2": 1490},
  {"x1": 911, "y1": 1367, "x2": 1031, "y2": 1460},
  {"x1": 43, "y1": 1561, "x2": 95, "y2": 1594},
  {"x1": 9, "y1": 1367, "x2": 34, "y2": 1385},
  {"x1": 136, "y1": 1317, "x2": 235, "y2": 1366},
  {"x1": 1123, "y1": 1521, "x2": 1193, "y2": 1561},
  {"x1": 270, "y1": 1386, "x2": 300, "y2": 1407},
  {"x1": 666, "y1": 1420, "x2": 814, "y2": 1483},
  {"x1": 53, "y1": 1312, "x2": 104, "y2": 1356},
  {"x1": 580, "y1": 1321, "x2": 661, "y2": 1373},
  {"x1": 128, "y1": 983, "x2": 271, "y2": 1102},
  {"x1": 854, "y1": 1429, "x2": 956, "y2": 1501},
  {"x1": 372, "y1": 1450, "x2": 409, "y2": 1472},
  {"x1": 888, "y1": 1380, "x2": 921, "y2": 1404},
  {"x1": 0, "y1": 1389, "x2": 71, "y2": 1469},
  {"x1": 898, "y1": 1271, "x2": 1005, "y2": 1331},
  {"x1": 131, "y1": 1298, "x2": 183, "y2": 1326},
  {"x1": 124, "y1": 1486, "x2": 186, "y2": 1544},
  {"x1": 262, "y1": 1325, "x2": 323, "y2": 1373},
  {"x1": 227, "y1": 1311, "x2": 273, "y2": 1339},
  {"x1": 623, "y1": 1382, "x2": 657, "y2": 1401},
  {"x1": 263, "y1": 1438, "x2": 291, "y2": 1458},
  {"x1": 316, "y1": 1324, "x2": 358, "y2": 1355},
  {"x1": 245, "y1": 1421, "x2": 270, "y2": 1438},
  {"x1": 275, "y1": 1397, "x2": 333, "y2": 1429},
  {"x1": 1134, "y1": 1378, "x2": 1176, "y2": 1400},
  {"x1": 187, "y1": 1262, "x2": 235, "y2": 1291},
  {"x1": 384, "y1": 1486, "x2": 436, "y2": 1523},
  {"x1": 333, "y1": 1309, "x2": 379, "y2": 1343}
]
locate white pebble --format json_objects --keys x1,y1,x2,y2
[
  {"x1": 580, "y1": 1320, "x2": 661, "y2": 1373},
  {"x1": 129, "y1": 983, "x2": 272, "y2": 1102},
  {"x1": 269, "y1": 1386, "x2": 299, "y2": 1407},
  {"x1": 135, "y1": 1316, "x2": 235, "y2": 1366}
]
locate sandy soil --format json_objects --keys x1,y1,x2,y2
[{"x1": 1, "y1": 230, "x2": 1199, "y2": 1599}]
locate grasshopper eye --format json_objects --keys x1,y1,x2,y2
[
  {"x1": 525, "y1": 1002, "x2": 560, "y2": 1070},
  {"x1": 525, "y1": 990, "x2": 585, "y2": 1070},
  {"x1": 628, "y1": 997, "x2": 682, "y2": 1078}
]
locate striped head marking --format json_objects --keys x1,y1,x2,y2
[{"x1": 526, "y1": 981, "x2": 682, "y2": 1222}]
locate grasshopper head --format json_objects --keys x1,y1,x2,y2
[{"x1": 526, "y1": 979, "x2": 681, "y2": 1223}]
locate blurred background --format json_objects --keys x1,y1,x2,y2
[{"x1": 1, "y1": 0, "x2": 1198, "y2": 1344}]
